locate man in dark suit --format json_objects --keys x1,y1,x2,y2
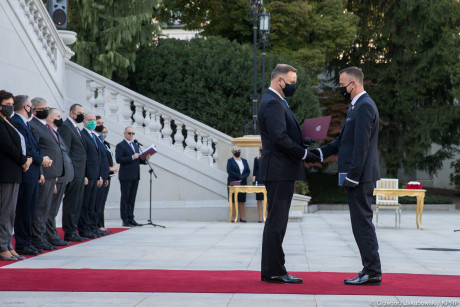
[
  {"x1": 115, "y1": 126, "x2": 151, "y2": 227},
  {"x1": 29, "y1": 97, "x2": 64, "y2": 251},
  {"x1": 258, "y1": 64, "x2": 320, "y2": 284},
  {"x1": 11, "y1": 95, "x2": 52, "y2": 255},
  {"x1": 46, "y1": 108, "x2": 73, "y2": 247},
  {"x1": 314, "y1": 67, "x2": 382, "y2": 285},
  {"x1": 78, "y1": 113, "x2": 103, "y2": 239},
  {"x1": 58, "y1": 104, "x2": 88, "y2": 242}
]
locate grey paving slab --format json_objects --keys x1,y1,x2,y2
[{"x1": 2, "y1": 210, "x2": 460, "y2": 306}]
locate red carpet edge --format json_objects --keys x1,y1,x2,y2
[{"x1": 0, "y1": 269, "x2": 459, "y2": 297}]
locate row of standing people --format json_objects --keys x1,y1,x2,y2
[{"x1": 0, "y1": 90, "x2": 118, "y2": 260}]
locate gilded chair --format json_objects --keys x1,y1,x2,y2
[{"x1": 375, "y1": 178, "x2": 401, "y2": 227}]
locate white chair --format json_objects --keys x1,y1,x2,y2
[{"x1": 375, "y1": 178, "x2": 401, "y2": 227}]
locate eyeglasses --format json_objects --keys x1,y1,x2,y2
[{"x1": 127, "y1": 132, "x2": 135, "y2": 135}]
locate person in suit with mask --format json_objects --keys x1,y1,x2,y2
[
  {"x1": 78, "y1": 113, "x2": 103, "y2": 239},
  {"x1": 312, "y1": 67, "x2": 382, "y2": 285},
  {"x1": 258, "y1": 64, "x2": 320, "y2": 284},
  {"x1": 226, "y1": 146, "x2": 250, "y2": 222},
  {"x1": 46, "y1": 108, "x2": 74, "y2": 247},
  {"x1": 11, "y1": 95, "x2": 52, "y2": 255},
  {"x1": 58, "y1": 104, "x2": 88, "y2": 242},
  {"x1": 29, "y1": 97, "x2": 64, "y2": 251},
  {"x1": 115, "y1": 126, "x2": 151, "y2": 227},
  {"x1": 0, "y1": 90, "x2": 32, "y2": 261}
]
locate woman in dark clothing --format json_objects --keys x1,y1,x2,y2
[
  {"x1": 226, "y1": 146, "x2": 250, "y2": 222},
  {"x1": 252, "y1": 146, "x2": 264, "y2": 222}
]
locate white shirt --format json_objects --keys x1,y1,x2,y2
[
  {"x1": 235, "y1": 159, "x2": 244, "y2": 174},
  {"x1": 351, "y1": 91, "x2": 367, "y2": 107}
]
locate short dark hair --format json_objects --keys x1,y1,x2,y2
[
  {"x1": 271, "y1": 64, "x2": 297, "y2": 80},
  {"x1": 0, "y1": 90, "x2": 14, "y2": 104},
  {"x1": 96, "y1": 115, "x2": 102, "y2": 120},
  {"x1": 339, "y1": 67, "x2": 364, "y2": 85},
  {"x1": 70, "y1": 103, "x2": 83, "y2": 113},
  {"x1": 14, "y1": 95, "x2": 29, "y2": 111}
]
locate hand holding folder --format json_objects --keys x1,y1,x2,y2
[{"x1": 139, "y1": 144, "x2": 157, "y2": 161}]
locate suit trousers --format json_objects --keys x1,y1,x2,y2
[
  {"x1": 119, "y1": 180, "x2": 139, "y2": 223},
  {"x1": 0, "y1": 183, "x2": 19, "y2": 252},
  {"x1": 47, "y1": 182, "x2": 66, "y2": 241},
  {"x1": 78, "y1": 178, "x2": 98, "y2": 232},
  {"x1": 261, "y1": 180, "x2": 295, "y2": 277},
  {"x1": 32, "y1": 177, "x2": 56, "y2": 243},
  {"x1": 96, "y1": 178, "x2": 111, "y2": 228},
  {"x1": 346, "y1": 181, "x2": 382, "y2": 276},
  {"x1": 95, "y1": 184, "x2": 107, "y2": 229},
  {"x1": 14, "y1": 182, "x2": 39, "y2": 248},
  {"x1": 62, "y1": 176, "x2": 85, "y2": 236}
]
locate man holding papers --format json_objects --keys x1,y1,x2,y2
[
  {"x1": 258, "y1": 64, "x2": 320, "y2": 284},
  {"x1": 115, "y1": 127, "x2": 151, "y2": 227},
  {"x1": 313, "y1": 67, "x2": 382, "y2": 285}
]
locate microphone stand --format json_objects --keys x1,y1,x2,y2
[{"x1": 136, "y1": 142, "x2": 165, "y2": 228}]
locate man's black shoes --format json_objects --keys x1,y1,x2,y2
[
  {"x1": 261, "y1": 274, "x2": 303, "y2": 284},
  {"x1": 130, "y1": 220, "x2": 143, "y2": 227},
  {"x1": 16, "y1": 245, "x2": 39, "y2": 256},
  {"x1": 344, "y1": 274, "x2": 382, "y2": 285}
]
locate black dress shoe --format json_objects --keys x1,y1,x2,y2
[
  {"x1": 262, "y1": 274, "x2": 303, "y2": 284},
  {"x1": 100, "y1": 230, "x2": 111, "y2": 236},
  {"x1": 130, "y1": 220, "x2": 143, "y2": 227},
  {"x1": 16, "y1": 245, "x2": 39, "y2": 256},
  {"x1": 33, "y1": 241, "x2": 57, "y2": 250},
  {"x1": 344, "y1": 271, "x2": 364, "y2": 282},
  {"x1": 344, "y1": 274, "x2": 382, "y2": 286},
  {"x1": 48, "y1": 238, "x2": 71, "y2": 246},
  {"x1": 79, "y1": 232, "x2": 97, "y2": 239},
  {"x1": 30, "y1": 245, "x2": 43, "y2": 253},
  {"x1": 239, "y1": 218, "x2": 247, "y2": 223},
  {"x1": 122, "y1": 222, "x2": 132, "y2": 227},
  {"x1": 64, "y1": 234, "x2": 87, "y2": 242}
]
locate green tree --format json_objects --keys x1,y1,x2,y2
[
  {"x1": 155, "y1": 0, "x2": 358, "y2": 73},
  {"x1": 126, "y1": 37, "x2": 320, "y2": 136},
  {"x1": 330, "y1": 0, "x2": 460, "y2": 176},
  {"x1": 67, "y1": 0, "x2": 161, "y2": 80}
]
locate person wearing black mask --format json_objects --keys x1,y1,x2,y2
[
  {"x1": 258, "y1": 64, "x2": 320, "y2": 284},
  {"x1": 57, "y1": 104, "x2": 88, "y2": 242},
  {"x1": 226, "y1": 146, "x2": 250, "y2": 222},
  {"x1": 11, "y1": 95, "x2": 52, "y2": 256},
  {"x1": 311, "y1": 67, "x2": 382, "y2": 285},
  {"x1": 47, "y1": 108, "x2": 74, "y2": 247}
]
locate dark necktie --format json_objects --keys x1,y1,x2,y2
[
  {"x1": 46, "y1": 123, "x2": 58, "y2": 142},
  {"x1": 91, "y1": 133, "x2": 99, "y2": 149}
]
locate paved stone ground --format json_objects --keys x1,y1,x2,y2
[{"x1": 1, "y1": 210, "x2": 460, "y2": 306}]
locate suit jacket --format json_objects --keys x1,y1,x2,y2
[
  {"x1": 115, "y1": 140, "x2": 146, "y2": 181},
  {"x1": 29, "y1": 117, "x2": 64, "y2": 178},
  {"x1": 253, "y1": 157, "x2": 262, "y2": 183},
  {"x1": 320, "y1": 92, "x2": 380, "y2": 183},
  {"x1": 55, "y1": 129, "x2": 74, "y2": 184},
  {"x1": 0, "y1": 116, "x2": 27, "y2": 183},
  {"x1": 95, "y1": 134, "x2": 110, "y2": 181},
  {"x1": 103, "y1": 140, "x2": 115, "y2": 175},
  {"x1": 10, "y1": 113, "x2": 43, "y2": 183},
  {"x1": 257, "y1": 89, "x2": 305, "y2": 181},
  {"x1": 80, "y1": 129, "x2": 102, "y2": 180},
  {"x1": 226, "y1": 158, "x2": 250, "y2": 185},
  {"x1": 58, "y1": 118, "x2": 87, "y2": 178}
]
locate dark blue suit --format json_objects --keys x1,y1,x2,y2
[
  {"x1": 320, "y1": 92, "x2": 381, "y2": 276},
  {"x1": 258, "y1": 88, "x2": 307, "y2": 278},
  {"x1": 94, "y1": 134, "x2": 110, "y2": 229},
  {"x1": 10, "y1": 114, "x2": 43, "y2": 249},
  {"x1": 226, "y1": 157, "x2": 250, "y2": 202},
  {"x1": 79, "y1": 129, "x2": 102, "y2": 233},
  {"x1": 115, "y1": 139, "x2": 146, "y2": 223}
]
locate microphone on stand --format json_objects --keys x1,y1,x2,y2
[{"x1": 133, "y1": 139, "x2": 144, "y2": 147}]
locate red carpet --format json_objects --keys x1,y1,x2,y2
[
  {"x1": 0, "y1": 269, "x2": 459, "y2": 297},
  {"x1": 0, "y1": 228, "x2": 127, "y2": 268}
]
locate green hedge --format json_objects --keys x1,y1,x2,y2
[{"x1": 307, "y1": 173, "x2": 453, "y2": 204}]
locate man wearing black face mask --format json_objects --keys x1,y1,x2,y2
[
  {"x1": 258, "y1": 64, "x2": 321, "y2": 284},
  {"x1": 11, "y1": 95, "x2": 52, "y2": 255},
  {"x1": 47, "y1": 108, "x2": 74, "y2": 247},
  {"x1": 58, "y1": 104, "x2": 88, "y2": 242},
  {"x1": 312, "y1": 67, "x2": 381, "y2": 285}
]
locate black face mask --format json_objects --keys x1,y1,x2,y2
[
  {"x1": 339, "y1": 82, "x2": 353, "y2": 100},
  {"x1": 234, "y1": 152, "x2": 241, "y2": 158},
  {"x1": 0, "y1": 105, "x2": 14, "y2": 118},
  {"x1": 75, "y1": 113, "x2": 84, "y2": 123},
  {"x1": 94, "y1": 125, "x2": 104, "y2": 133},
  {"x1": 281, "y1": 79, "x2": 297, "y2": 97},
  {"x1": 53, "y1": 118, "x2": 63, "y2": 127},
  {"x1": 25, "y1": 106, "x2": 33, "y2": 118},
  {"x1": 259, "y1": 149, "x2": 262, "y2": 154},
  {"x1": 35, "y1": 109, "x2": 49, "y2": 119}
]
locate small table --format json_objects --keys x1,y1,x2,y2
[
  {"x1": 373, "y1": 189, "x2": 427, "y2": 230},
  {"x1": 228, "y1": 185, "x2": 267, "y2": 223}
]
